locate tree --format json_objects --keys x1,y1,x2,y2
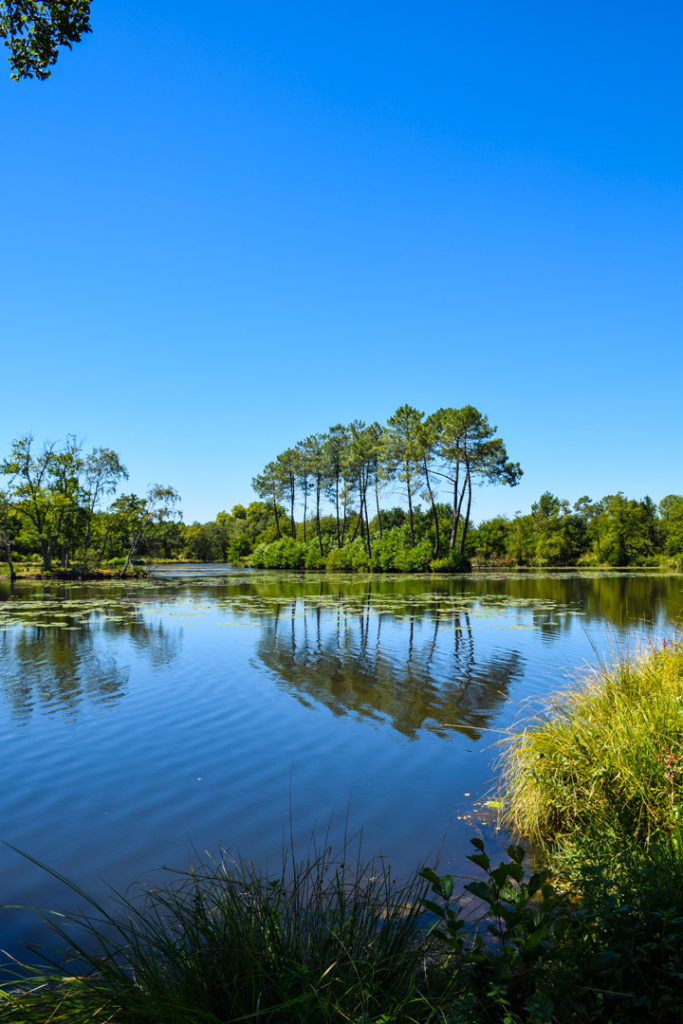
[
  {"x1": 530, "y1": 492, "x2": 573, "y2": 566},
  {"x1": 252, "y1": 462, "x2": 284, "y2": 539},
  {"x1": 430, "y1": 406, "x2": 522, "y2": 554},
  {"x1": 298, "y1": 433, "x2": 327, "y2": 556},
  {"x1": 1, "y1": 434, "x2": 79, "y2": 570},
  {"x1": 78, "y1": 448, "x2": 128, "y2": 567},
  {"x1": 276, "y1": 449, "x2": 298, "y2": 540},
  {"x1": 1, "y1": 0, "x2": 91, "y2": 80},
  {"x1": 659, "y1": 495, "x2": 683, "y2": 559},
  {"x1": 0, "y1": 488, "x2": 20, "y2": 580},
  {"x1": 471, "y1": 515, "x2": 510, "y2": 563},
  {"x1": 111, "y1": 485, "x2": 181, "y2": 577},
  {"x1": 345, "y1": 421, "x2": 383, "y2": 558},
  {"x1": 383, "y1": 405, "x2": 425, "y2": 547},
  {"x1": 415, "y1": 417, "x2": 440, "y2": 556},
  {"x1": 324, "y1": 424, "x2": 350, "y2": 548},
  {"x1": 1, "y1": 434, "x2": 132, "y2": 571}
]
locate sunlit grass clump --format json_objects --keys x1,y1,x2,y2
[{"x1": 501, "y1": 639, "x2": 683, "y2": 849}]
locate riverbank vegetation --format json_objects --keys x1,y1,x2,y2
[
  {"x1": 0, "y1": 435, "x2": 180, "y2": 579},
  {"x1": 1, "y1": 421, "x2": 681, "y2": 577},
  {"x1": 502, "y1": 640, "x2": 683, "y2": 851},
  {"x1": 2, "y1": 643, "x2": 682, "y2": 1022},
  {"x1": 497, "y1": 639, "x2": 683, "y2": 1019}
]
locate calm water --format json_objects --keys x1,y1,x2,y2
[{"x1": 0, "y1": 569, "x2": 681, "y2": 961}]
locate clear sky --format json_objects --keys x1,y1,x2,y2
[{"x1": 2, "y1": 1, "x2": 681, "y2": 524}]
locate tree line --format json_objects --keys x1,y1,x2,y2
[
  {"x1": 1, "y1": 426, "x2": 681, "y2": 577},
  {"x1": 474, "y1": 491, "x2": 683, "y2": 568},
  {"x1": 0, "y1": 435, "x2": 180, "y2": 579}
]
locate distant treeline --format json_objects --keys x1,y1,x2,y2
[
  {"x1": 1, "y1": 425, "x2": 681, "y2": 575},
  {"x1": 185, "y1": 492, "x2": 683, "y2": 571}
]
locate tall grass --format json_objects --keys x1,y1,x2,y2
[
  {"x1": 0, "y1": 838, "x2": 452, "y2": 1024},
  {"x1": 500, "y1": 639, "x2": 683, "y2": 850}
]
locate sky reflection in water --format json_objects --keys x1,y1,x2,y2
[{"x1": 0, "y1": 571, "x2": 680, "y2": 961}]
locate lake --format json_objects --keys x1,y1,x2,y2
[{"x1": 0, "y1": 569, "x2": 680, "y2": 962}]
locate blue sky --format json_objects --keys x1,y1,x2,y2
[{"x1": 2, "y1": 1, "x2": 681, "y2": 524}]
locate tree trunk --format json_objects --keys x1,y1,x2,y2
[
  {"x1": 460, "y1": 471, "x2": 473, "y2": 555},
  {"x1": 95, "y1": 527, "x2": 111, "y2": 567},
  {"x1": 363, "y1": 485, "x2": 372, "y2": 558},
  {"x1": 302, "y1": 484, "x2": 308, "y2": 542},
  {"x1": 315, "y1": 476, "x2": 323, "y2": 556},
  {"x1": 375, "y1": 475, "x2": 383, "y2": 540},
  {"x1": 272, "y1": 494, "x2": 281, "y2": 538},
  {"x1": 423, "y1": 455, "x2": 439, "y2": 557},
  {"x1": 406, "y1": 465, "x2": 415, "y2": 547},
  {"x1": 120, "y1": 540, "x2": 136, "y2": 577},
  {"x1": 1, "y1": 538, "x2": 16, "y2": 581},
  {"x1": 289, "y1": 473, "x2": 296, "y2": 539},
  {"x1": 335, "y1": 473, "x2": 341, "y2": 548},
  {"x1": 350, "y1": 507, "x2": 361, "y2": 544},
  {"x1": 40, "y1": 536, "x2": 52, "y2": 571},
  {"x1": 449, "y1": 463, "x2": 460, "y2": 550}
]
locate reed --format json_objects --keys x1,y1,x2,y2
[
  {"x1": 0, "y1": 837, "x2": 452, "y2": 1023},
  {"x1": 500, "y1": 639, "x2": 683, "y2": 851}
]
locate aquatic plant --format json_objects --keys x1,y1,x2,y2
[{"x1": 500, "y1": 639, "x2": 683, "y2": 848}]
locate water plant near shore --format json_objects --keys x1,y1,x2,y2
[
  {"x1": 4, "y1": 828, "x2": 683, "y2": 1022},
  {"x1": 0, "y1": 839, "x2": 453, "y2": 1024},
  {"x1": 500, "y1": 639, "x2": 683, "y2": 849}
]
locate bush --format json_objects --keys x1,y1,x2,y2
[
  {"x1": 430, "y1": 552, "x2": 472, "y2": 573},
  {"x1": 250, "y1": 537, "x2": 308, "y2": 569},
  {"x1": 303, "y1": 540, "x2": 323, "y2": 569}
]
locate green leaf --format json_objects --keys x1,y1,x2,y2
[
  {"x1": 491, "y1": 863, "x2": 513, "y2": 887},
  {"x1": 507, "y1": 862, "x2": 524, "y2": 883},
  {"x1": 465, "y1": 879, "x2": 493, "y2": 903},
  {"x1": 438, "y1": 873, "x2": 454, "y2": 900},
  {"x1": 506, "y1": 844, "x2": 525, "y2": 864},
  {"x1": 419, "y1": 867, "x2": 441, "y2": 887},
  {"x1": 421, "y1": 898, "x2": 445, "y2": 918},
  {"x1": 468, "y1": 851, "x2": 490, "y2": 871}
]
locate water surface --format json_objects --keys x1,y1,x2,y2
[{"x1": 0, "y1": 570, "x2": 680, "y2": 960}]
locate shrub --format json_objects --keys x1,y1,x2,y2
[
  {"x1": 250, "y1": 537, "x2": 308, "y2": 569},
  {"x1": 430, "y1": 552, "x2": 472, "y2": 573}
]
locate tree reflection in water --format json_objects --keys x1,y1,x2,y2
[
  {"x1": 254, "y1": 595, "x2": 525, "y2": 740},
  {"x1": 0, "y1": 607, "x2": 181, "y2": 721}
]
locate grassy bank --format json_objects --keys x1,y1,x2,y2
[
  {"x1": 2, "y1": 644, "x2": 683, "y2": 1022},
  {"x1": 502, "y1": 639, "x2": 683, "y2": 849},
  {"x1": 498, "y1": 639, "x2": 683, "y2": 1020}
]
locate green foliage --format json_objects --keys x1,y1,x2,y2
[
  {"x1": 8, "y1": 830, "x2": 683, "y2": 1023},
  {"x1": 252, "y1": 404, "x2": 522, "y2": 568},
  {"x1": 473, "y1": 490, "x2": 682, "y2": 567},
  {"x1": 501, "y1": 641, "x2": 683, "y2": 848},
  {"x1": 421, "y1": 840, "x2": 572, "y2": 1023},
  {"x1": 2, "y1": 430, "x2": 679, "y2": 572},
  {"x1": 0, "y1": 0, "x2": 91, "y2": 80},
  {"x1": 2, "y1": 841, "x2": 448, "y2": 1024},
  {"x1": 659, "y1": 495, "x2": 683, "y2": 558},
  {"x1": 429, "y1": 551, "x2": 472, "y2": 573},
  {"x1": 1, "y1": 435, "x2": 133, "y2": 573},
  {"x1": 470, "y1": 516, "x2": 511, "y2": 562},
  {"x1": 251, "y1": 536, "x2": 308, "y2": 569}
]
